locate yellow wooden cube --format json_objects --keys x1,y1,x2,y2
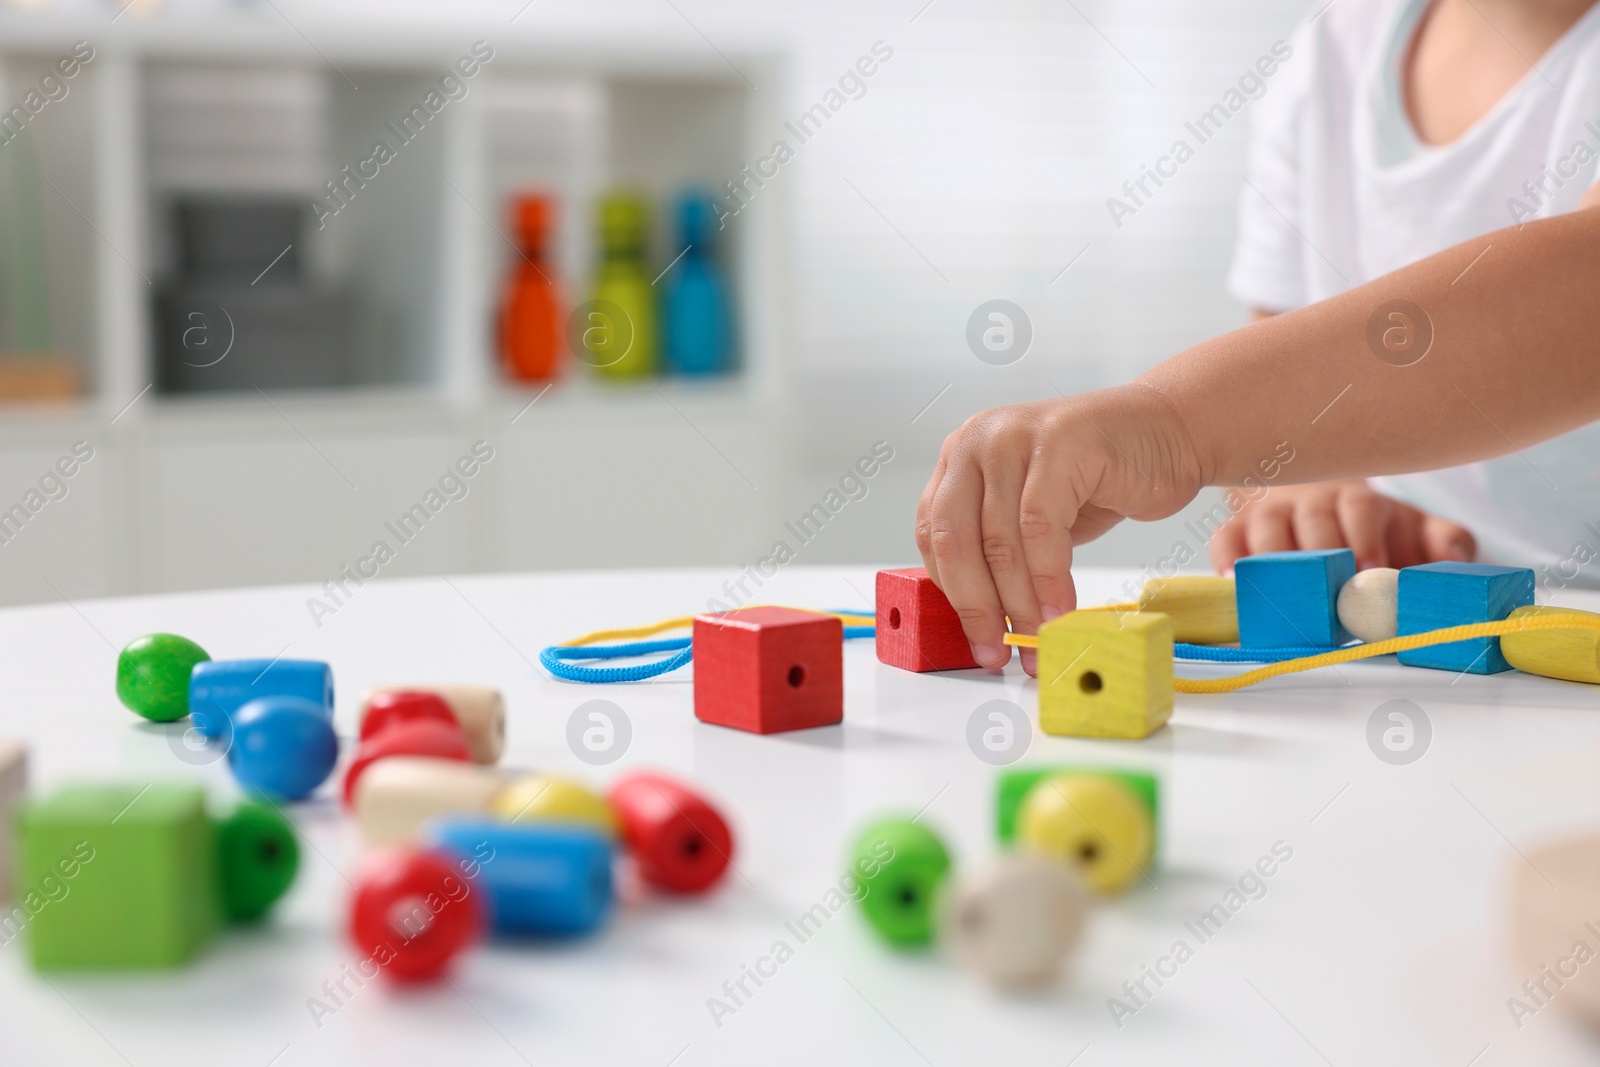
[
  {"x1": 1037, "y1": 611, "x2": 1173, "y2": 740},
  {"x1": 1501, "y1": 605, "x2": 1600, "y2": 684}
]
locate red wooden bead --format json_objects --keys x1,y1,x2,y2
[
  {"x1": 609, "y1": 771, "x2": 734, "y2": 893},
  {"x1": 348, "y1": 847, "x2": 484, "y2": 983},
  {"x1": 343, "y1": 720, "x2": 472, "y2": 808},
  {"x1": 875, "y1": 567, "x2": 980, "y2": 672},
  {"x1": 361, "y1": 691, "x2": 460, "y2": 743},
  {"x1": 692, "y1": 607, "x2": 842, "y2": 734}
]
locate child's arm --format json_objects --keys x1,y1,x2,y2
[{"x1": 917, "y1": 201, "x2": 1600, "y2": 672}]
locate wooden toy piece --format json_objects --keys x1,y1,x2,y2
[
  {"x1": 0, "y1": 739, "x2": 26, "y2": 905},
  {"x1": 343, "y1": 720, "x2": 472, "y2": 808},
  {"x1": 360, "y1": 691, "x2": 459, "y2": 743},
  {"x1": 663, "y1": 190, "x2": 733, "y2": 376},
  {"x1": 1509, "y1": 833, "x2": 1600, "y2": 1027},
  {"x1": 214, "y1": 800, "x2": 299, "y2": 923},
  {"x1": 874, "y1": 566, "x2": 980, "y2": 672},
  {"x1": 116, "y1": 633, "x2": 210, "y2": 722},
  {"x1": 353, "y1": 757, "x2": 507, "y2": 846},
  {"x1": 1037, "y1": 611, "x2": 1173, "y2": 741},
  {"x1": 1014, "y1": 774, "x2": 1155, "y2": 895},
  {"x1": 693, "y1": 607, "x2": 843, "y2": 734},
  {"x1": 1234, "y1": 548, "x2": 1356, "y2": 647},
  {"x1": 362, "y1": 684, "x2": 505, "y2": 764},
  {"x1": 1397, "y1": 562, "x2": 1535, "y2": 674},
  {"x1": 1336, "y1": 567, "x2": 1400, "y2": 643},
  {"x1": 608, "y1": 771, "x2": 734, "y2": 893},
  {"x1": 994, "y1": 766, "x2": 1158, "y2": 845},
  {"x1": 228, "y1": 697, "x2": 340, "y2": 802},
  {"x1": 499, "y1": 192, "x2": 564, "y2": 383},
  {"x1": 1138, "y1": 575, "x2": 1238, "y2": 644},
  {"x1": 18, "y1": 784, "x2": 219, "y2": 969},
  {"x1": 189, "y1": 658, "x2": 333, "y2": 738},
  {"x1": 1502, "y1": 605, "x2": 1600, "y2": 683},
  {"x1": 850, "y1": 817, "x2": 952, "y2": 948},
  {"x1": 491, "y1": 775, "x2": 618, "y2": 838},
  {"x1": 348, "y1": 847, "x2": 485, "y2": 982},
  {"x1": 426, "y1": 818, "x2": 614, "y2": 937},
  {"x1": 588, "y1": 192, "x2": 658, "y2": 378},
  {"x1": 942, "y1": 854, "x2": 1087, "y2": 989}
]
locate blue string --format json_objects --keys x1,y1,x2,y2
[
  {"x1": 542, "y1": 612, "x2": 876, "y2": 684},
  {"x1": 1174, "y1": 642, "x2": 1350, "y2": 662}
]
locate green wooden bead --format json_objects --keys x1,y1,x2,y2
[
  {"x1": 215, "y1": 800, "x2": 299, "y2": 923},
  {"x1": 116, "y1": 633, "x2": 210, "y2": 722},
  {"x1": 849, "y1": 817, "x2": 951, "y2": 948}
]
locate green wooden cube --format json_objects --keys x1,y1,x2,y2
[{"x1": 18, "y1": 784, "x2": 220, "y2": 970}]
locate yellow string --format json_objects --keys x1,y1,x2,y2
[
  {"x1": 1003, "y1": 613, "x2": 1600, "y2": 693},
  {"x1": 561, "y1": 607, "x2": 875, "y2": 648}
]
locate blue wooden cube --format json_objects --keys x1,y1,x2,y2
[
  {"x1": 1396, "y1": 562, "x2": 1535, "y2": 674},
  {"x1": 1235, "y1": 549, "x2": 1356, "y2": 647}
]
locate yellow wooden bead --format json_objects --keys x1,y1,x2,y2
[
  {"x1": 1015, "y1": 774, "x2": 1154, "y2": 895},
  {"x1": 1138, "y1": 576, "x2": 1237, "y2": 644},
  {"x1": 491, "y1": 775, "x2": 618, "y2": 837},
  {"x1": 1037, "y1": 611, "x2": 1173, "y2": 740},
  {"x1": 1501, "y1": 605, "x2": 1600, "y2": 683}
]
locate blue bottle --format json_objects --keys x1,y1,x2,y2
[
  {"x1": 425, "y1": 818, "x2": 614, "y2": 938},
  {"x1": 189, "y1": 659, "x2": 333, "y2": 738},
  {"x1": 663, "y1": 190, "x2": 733, "y2": 376}
]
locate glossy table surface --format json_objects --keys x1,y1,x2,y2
[{"x1": 2, "y1": 565, "x2": 1599, "y2": 1066}]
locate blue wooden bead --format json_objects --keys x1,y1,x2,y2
[
  {"x1": 226, "y1": 697, "x2": 340, "y2": 801},
  {"x1": 425, "y1": 818, "x2": 613, "y2": 938},
  {"x1": 1396, "y1": 562, "x2": 1535, "y2": 674},
  {"x1": 1234, "y1": 549, "x2": 1357, "y2": 647},
  {"x1": 189, "y1": 659, "x2": 333, "y2": 738}
]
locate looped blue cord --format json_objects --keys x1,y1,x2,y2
[
  {"x1": 1174, "y1": 642, "x2": 1348, "y2": 662},
  {"x1": 541, "y1": 610, "x2": 875, "y2": 684}
]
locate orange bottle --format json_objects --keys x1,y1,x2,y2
[{"x1": 498, "y1": 194, "x2": 563, "y2": 383}]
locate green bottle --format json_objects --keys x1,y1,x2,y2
[{"x1": 585, "y1": 192, "x2": 657, "y2": 378}]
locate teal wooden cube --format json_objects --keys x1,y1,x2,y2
[
  {"x1": 1235, "y1": 549, "x2": 1356, "y2": 647},
  {"x1": 17, "y1": 784, "x2": 220, "y2": 970},
  {"x1": 1397, "y1": 562, "x2": 1535, "y2": 674}
]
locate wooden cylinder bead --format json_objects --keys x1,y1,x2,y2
[
  {"x1": 1015, "y1": 774, "x2": 1154, "y2": 895},
  {"x1": 1137, "y1": 576, "x2": 1237, "y2": 645},
  {"x1": 342, "y1": 720, "x2": 471, "y2": 809},
  {"x1": 362, "y1": 684, "x2": 505, "y2": 765},
  {"x1": 1510, "y1": 834, "x2": 1600, "y2": 1027},
  {"x1": 609, "y1": 772, "x2": 734, "y2": 894},
  {"x1": 1501, "y1": 605, "x2": 1600, "y2": 684},
  {"x1": 491, "y1": 775, "x2": 618, "y2": 838},
  {"x1": 353, "y1": 757, "x2": 506, "y2": 846},
  {"x1": 1335, "y1": 567, "x2": 1399, "y2": 644},
  {"x1": 943, "y1": 854, "x2": 1087, "y2": 989}
]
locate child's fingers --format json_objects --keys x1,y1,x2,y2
[
  {"x1": 1209, "y1": 515, "x2": 1250, "y2": 575},
  {"x1": 981, "y1": 474, "x2": 1044, "y2": 677},
  {"x1": 925, "y1": 462, "x2": 1012, "y2": 669},
  {"x1": 1245, "y1": 501, "x2": 1296, "y2": 553},
  {"x1": 914, "y1": 455, "x2": 950, "y2": 587},
  {"x1": 1420, "y1": 514, "x2": 1476, "y2": 562},
  {"x1": 1335, "y1": 486, "x2": 1391, "y2": 569},
  {"x1": 1290, "y1": 493, "x2": 1344, "y2": 549},
  {"x1": 1017, "y1": 452, "x2": 1078, "y2": 622}
]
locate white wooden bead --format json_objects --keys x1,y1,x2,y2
[
  {"x1": 353, "y1": 756, "x2": 506, "y2": 846},
  {"x1": 0, "y1": 740, "x2": 26, "y2": 905},
  {"x1": 942, "y1": 854, "x2": 1087, "y2": 989},
  {"x1": 1335, "y1": 567, "x2": 1399, "y2": 643},
  {"x1": 1510, "y1": 834, "x2": 1600, "y2": 1027},
  {"x1": 362, "y1": 684, "x2": 506, "y2": 764}
]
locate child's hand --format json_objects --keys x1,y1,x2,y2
[
  {"x1": 1209, "y1": 479, "x2": 1475, "y2": 573},
  {"x1": 915, "y1": 384, "x2": 1206, "y2": 674}
]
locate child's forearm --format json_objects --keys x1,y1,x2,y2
[{"x1": 1139, "y1": 206, "x2": 1600, "y2": 487}]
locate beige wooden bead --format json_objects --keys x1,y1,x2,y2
[
  {"x1": 353, "y1": 756, "x2": 506, "y2": 846},
  {"x1": 1510, "y1": 834, "x2": 1600, "y2": 1028},
  {"x1": 362, "y1": 684, "x2": 505, "y2": 764},
  {"x1": 942, "y1": 854, "x2": 1087, "y2": 989},
  {"x1": 0, "y1": 740, "x2": 26, "y2": 905},
  {"x1": 1138, "y1": 575, "x2": 1237, "y2": 644},
  {"x1": 1335, "y1": 567, "x2": 1399, "y2": 643}
]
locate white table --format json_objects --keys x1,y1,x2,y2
[{"x1": 2, "y1": 565, "x2": 1598, "y2": 1066}]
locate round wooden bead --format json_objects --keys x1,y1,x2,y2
[
  {"x1": 227, "y1": 697, "x2": 340, "y2": 801},
  {"x1": 426, "y1": 818, "x2": 614, "y2": 937},
  {"x1": 215, "y1": 800, "x2": 299, "y2": 922},
  {"x1": 608, "y1": 772, "x2": 733, "y2": 893},
  {"x1": 349, "y1": 847, "x2": 485, "y2": 982},
  {"x1": 116, "y1": 633, "x2": 210, "y2": 722},
  {"x1": 1138, "y1": 576, "x2": 1238, "y2": 644},
  {"x1": 343, "y1": 720, "x2": 472, "y2": 808},
  {"x1": 850, "y1": 817, "x2": 951, "y2": 948},
  {"x1": 363, "y1": 684, "x2": 504, "y2": 764},
  {"x1": 353, "y1": 757, "x2": 506, "y2": 846},
  {"x1": 491, "y1": 775, "x2": 617, "y2": 837},
  {"x1": 1335, "y1": 567, "x2": 1399, "y2": 644},
  {"x1": 1501, "y1": 605, "x2": 1600, "y2": 683},
  {"x1": 943, "y1": 854, "x2": 1087, "y2": 989},
  {"x1": 1510, "y1": 833, "x2": 1600, "y2": 1026},
  {"x1": 1015, "y1": 774, "x2": 1154, "y2": 895}
]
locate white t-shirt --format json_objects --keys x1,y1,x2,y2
[{"x1": 1228, "y1": 0, "x2": 1600, "y2": 590}]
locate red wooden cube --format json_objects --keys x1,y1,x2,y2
[
  {"x1": 693, "y1": 607, "x2": 843, "y2": 734},
  {"x1": 876, "y1": 567, "x2": 979, "y2": 672}
]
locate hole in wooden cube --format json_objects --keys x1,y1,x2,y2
[{"x1": 1079, "y1": 671, "x2": 1103, "y2": 694}]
